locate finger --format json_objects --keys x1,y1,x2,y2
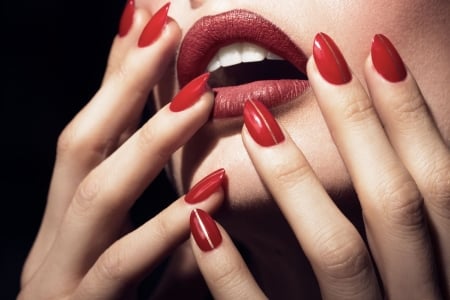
[
  {"x1": 190, "y1": 209, "x2": 268, "y2": 300},
  {"x1": 23, "y1": 5, "x2": 181, "y2": 279},
  {"x1": 73, "y1": 180, "x2": 225, "y2": 299},
  {"x1": 242, "y1": 99, "x2": 381, "y2": 300},
  {"x1": 147, "y1": 241, "x2": 211, "y2": 300},
  {"x1": 53, "y1": 6, "x2": 180, "y2": 199},
  {"x1": 365, "y1": 34, "x2": 450, "y2": 294},
  {"x1": 35, "y1": 82, "x2": 214, "y2": 286},
  {"x1": 102, "y1": 1, "x2": 161, "y2": 83},
  {"x1": 308, "y1": 32, "x2": 440, "y2": 298},
  {"x1": 103, "y1": 0, "x2": 141, "y2": 82}
]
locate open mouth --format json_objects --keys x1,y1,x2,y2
[
  {"x1": 177, "y1": 10, "x2": 310, "y2": 118},
  {"x1": 207, "y1": 42, "x2": 307, "y2": 87}
]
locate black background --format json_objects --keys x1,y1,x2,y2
[{"x1": 3, "y1": 1, "x2": 176, "y2": 298}]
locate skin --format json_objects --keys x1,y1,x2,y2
[
  {"x1": 147, "y1": 0, "x2": 450, "y2": 203},
  {"x1": 18, "y1": 0, "x2": 450, "y2": 299},
  {"x1": 147, "y1": 2, "x2": 450, "y2": 297}
]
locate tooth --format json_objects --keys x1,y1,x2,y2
[
  {"x1": 206, "y1": 43, "x2": 281, "y2": 73},
  {"x1": 241, "y1": 43, "x2": 266, "y2": 63},
  {"x1": 207, "y1": 54, "x2": 221, "y2": 72},
  {"x1": 218, "y1": 44, "x2": 242, "y2": 67},
  {"x1": 266, "y1": 51, "x2": 284, "y2": 60}
]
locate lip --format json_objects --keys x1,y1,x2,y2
[{"x1": 177, "y1": 9, "x2": 309, "y2": 118}]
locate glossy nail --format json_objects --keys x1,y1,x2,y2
[
  {"x1": 371, "y1": 34, "x2": 407, "y2": 82},
  {"x1": 185, "y1": 169, "x2": 226, "y2": 204},
  {"x1": 170, "y1": 73, "x2": 210, "y2": 112},
  {"x1": 243, "y1": 99, "x2": 285, "y2": 147},
  {"x1": 138, "y1": 3, "x2": 170, "y2": 48},
  {"x1": 118, "y1": 0, "x2": 135, "y2": 37},
  {"x1": 190, "y1": 209, "x2": 222, "y2": 252},
  {"x1": 313, "y1": 32, "x2": 352, "y2": 85}
]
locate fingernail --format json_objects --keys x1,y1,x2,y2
[
  {"x1": 371, "y1": 34, "x2": 407, "y2": 82},
  {"x1": 243, "y1": 99, "x2": 285, "y2": 147},
  {"x1": 138, "y1": 2, "x2": 170, "y2": 48},
  {"x1": 170, "y1": 73, "x2": 210, "y2": 112},
  {"x1": 190, "y1": 209, "x2": 222, "y2": 252},
  {"x1": 118, "y1": 0, "x2": 135, "y2": 37},
  {"x1": 313, "y1": 32, "x2": 352, "y2": 85},
  {"x1": 185, "y1": 169, "x2": 226, "y2": 204}
]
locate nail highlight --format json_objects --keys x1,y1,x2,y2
[
  {"x1": 313, "y1": 32, "x2": 352, "y2": 85},
  {"x1": 138, "y1": 3, "x2": 170, "y2": 47},
  {"x1": 190, "y1": 209, "x2": 222, "y2": 252},
  {"x1": 371, "y1": 34, "x2": 407, "y2": 82},
  {"x1": 243, "y1": 99, "x2": 285, "y2": 147},
  {"x1": 119, "y1": 0, "x2": 135, "y2": 37},
  {"x1": 170, "y1": 73, "x2": 210, "y2": 112},
  {"x1": 185, "y1": 169, "x2": 226, "y2": 204}
]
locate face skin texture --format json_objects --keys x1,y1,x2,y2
[
  {"x1": 137, "y1": 0, "x2": 450, "y2": 204},
  {"x1": 142, "y1": 0, "x2": 449, "y2": 230},
  {"x1": 138, "y1": 1, "x2": 448, "y2": 202},
  {"x1": 135, "y1": 1, "x2": 450, "y2": 296}
]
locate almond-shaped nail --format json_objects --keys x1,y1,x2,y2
[
  {"x1": 185, "y1": 169, "x2": 226, "y2": 204},
  {"x1": 243, "y1": 99, "x2": 285, "y2": 147},
  {"x1": 190, "y1": 209, "x2": 222, "y2": 252},
  {"x1": 118, "y1": 0, "x2": 135, "y2": 37},
  {"x1": 138, "y1": 2, "x2": 170, "y2": 47},
  {"x1": 313, "y1": 32, "x2": 352, "y2": 85},
  {"x1": 371, "y1": 34, "x2": 407, "y2": 82},
  {"x1": 170, "y1": 73, "x2": 210, "y2": 112}
]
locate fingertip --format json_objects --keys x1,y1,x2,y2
[
  {"x1": 190, "y1": 209, "x2": 223, "y2": 252},
  {"x1": 160, "y1": 16, "x2": 182, "y2": 46}
]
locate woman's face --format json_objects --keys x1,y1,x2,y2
[{"x1": 138, "y1": 0, "x2": 450, "y2": 208}]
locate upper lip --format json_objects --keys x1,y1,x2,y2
[{"x1": 177, "y1": 9, "x2": 308, "y2": 87}]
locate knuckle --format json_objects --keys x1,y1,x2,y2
[
  {"x1": 110, "y1": 60, "x2": 147, "y2": 100},
  {"x1": 95, "y1": 245, "x2": 127, "y2": 282},
  {"x1": 57, "y1": 124, "x2": 78, "y2": 155},
  {"x1": 136, "y1": 123, "x2": 156, "y2": 152},
  {"x1": 210, "y1": 259, "x2": 245, "y2": 289},
  {"x1": 378, "y1": 176, "x2": 425, "y2": 230},
  {"x1": 314, "y1": 230, "x2": 371, "y2": 281},
  {"x1": 57, "y1": 123, "x2": 113, "y2": 160},
  {"x1": 70, "y1": 176, "x2": 101, "y2": 215},
  {"x1": 149, "y1": 215, "x2": 171, "y2": 243},
  {"x1": 341, "y1": 95, "x2": 376, "y2": 125},
  {"x1": 137, "y1": 124, "x2": 173, "y2": 162},
  {"x1": 391, "y1": 88, "x2": 427, "y2": 123},
  {"x1": 114, "y1": 61, "x2": 131, "y2": 84},
  {"x1": 272, "y1": 158, "x2": 312, "y2": 191},
  {"x1": 424, "y1": 157, "x2": 450, "y2": 218}
]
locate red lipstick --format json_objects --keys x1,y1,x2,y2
[{"x1": 177, "y1": 10, "x2": 309, "y2": 118}]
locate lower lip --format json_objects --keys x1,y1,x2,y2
[{"x1": 212, "y1": 79, "x2": 310, "y2": 118}]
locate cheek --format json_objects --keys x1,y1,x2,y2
[{"x1": 312, "y1": 0, "x2": 433, "y2": 71}]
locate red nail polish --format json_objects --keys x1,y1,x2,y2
[
  {"x1": 118, "y1": 0, "x2": 135, "y2": 37},
  {"x1": 185, "y1": 169, "x2": 226, "y2": 204},
  {"x1": 190, "y1": 209, "x2": 222, "y2": 252},
  {"x1": 371, "y1": 34, "x2": 407, "y2": 82},
  {"x1": 170, "y1": 73, "x2": 210, "y2": 112},
  {"x1": 138, "y1": 3, "x2": 170, "y2": 48},
  {"x1": 243, "y1": 99, "x2": 285, "y2": 147},
  {"x1": 313, "y1": 32, "x2": 352, "y2": 85}
]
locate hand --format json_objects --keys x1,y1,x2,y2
[
  {"x1": 188, "y1": 33, "x2": 449, "y2": 299},
  {"x1": 19, "y1": 4, "x2": 224, "y2": 299}
]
